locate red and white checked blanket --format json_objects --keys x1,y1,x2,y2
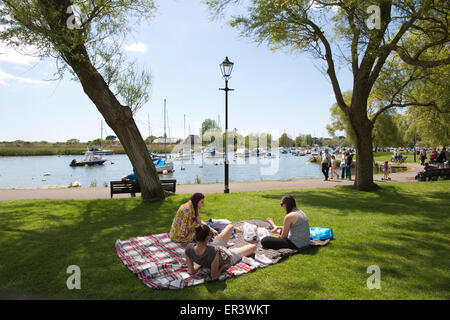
[
  {"x1": 115, "y1": 232, "x2": 255, "y2": 290},
  {"x1": 115, "y1": 219, "x2": 330, "y2": 290}
]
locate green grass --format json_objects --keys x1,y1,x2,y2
[
  {"x1": 0, "y1": 181, "x2": 449, "y2": 299},
  {"x1": 373, "y1": 151, "x2": 420, "y2": 164}
]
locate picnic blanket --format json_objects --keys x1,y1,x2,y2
[{"x1": 115, "y1": 219, "x2": 330, "y2": 290}]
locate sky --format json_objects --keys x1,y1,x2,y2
[{"x1": 0, "y1": 0, "x2": 354, "y2": 143}]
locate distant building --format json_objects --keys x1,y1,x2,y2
[
  {"x1": 181, "y1": 134, "x2": 202, "y2": 147},
  {"x1": 152, "y1": 137, "x2": 179, "y2": 145}
]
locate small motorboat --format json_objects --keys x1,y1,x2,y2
[
  {"x1": 70, "y1": 151, "x2": 107, "y2": 167},
  {"x1": 153, "y1": 158, "x2": 174, "y2": 173}
]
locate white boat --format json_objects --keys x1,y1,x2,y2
[
  {"x1": 250, "y1": 148, "x2": 266, "y2": 157},
  {"x1": 204, "y1": 147, "x2": 224, "y2": 158},
  {"x1": 70, "y1": 151, "x2": 107, "y2": 167},
  {"x1": 236, "y1": 148, "x2": 250, "y2": 157},
  {"x1": 153, "y1": 158, "x2": 174, "y2": 173}
]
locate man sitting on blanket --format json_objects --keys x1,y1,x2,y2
[{"x1": 185, "y1": 224, "x2": 256, "y2": 280}]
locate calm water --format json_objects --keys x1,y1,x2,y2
[{"x1": 0, "y1": 152, "x2": 324, "y2": 189}]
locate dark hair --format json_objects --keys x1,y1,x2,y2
[
  {"x1": 190, "y1": 193, "x2": 205, "y2": 217},
  {"x1": 281, "y1": 195, "x2": 297, "y2": 214},
  {"x1": 194, "y1": 224, "x2": 211, "y2": 243}
]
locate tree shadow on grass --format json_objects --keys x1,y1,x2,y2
[{"x1": 0, "y1": 197, "x2": 186, "y2": 299}]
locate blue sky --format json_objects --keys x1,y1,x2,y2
[{"x1": 0, "y1": 0, "x2": 353, "y2": 142}]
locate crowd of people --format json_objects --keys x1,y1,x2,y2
[
  {"x1": 419, "y1": 147, "x2": 449, "y2": 170},
  {"x1": 320, "y1": 148, "x2": 353, "y2": 181}
]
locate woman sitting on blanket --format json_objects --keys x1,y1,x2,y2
[
  {"x1": 185, "y1": 224, "x2": 256, "y2": 280},
  {"x1": 169, "y1": 193, "x2": 218, "y2": 244},
  {"x1": 261, "y1": 195, "x2": 310, "y2": 250}
]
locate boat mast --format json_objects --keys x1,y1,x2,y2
[
  {"x1": 164, "y1": 98, "x2": 167, "y2": 159},
  {"x1": 100, "y1": 120, "x2": 103, "y2": 150}
]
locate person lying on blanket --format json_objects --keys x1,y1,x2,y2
[
  {"x1": 185, "y1": 224, "x2": 256, "y2": 280},
  {"x1": 169, "y1": 193, "x2": 218, "y2": 244},
  {"x1": 262, "y1": 195, "x2": 311, "y2": 250}
]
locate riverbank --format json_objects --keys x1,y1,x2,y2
[
  {"x1": 0, "y1": 143, "x2": 174, "y2": 156},
  {"x1": 0, "y1": 163, "x2": 420, "y2": 201}
]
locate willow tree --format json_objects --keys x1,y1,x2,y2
[
  {"x1": 0, "y1": 0, "x2": 165, "y2": 201},
  {"x1": 207, "y1": 0, "x2": 450, "y2": 191}
]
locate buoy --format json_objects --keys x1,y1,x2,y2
[
  {"x1": 163, "y1": 170, "x2": 168, "y2": 175},
  {"x1": 199, "y1": 165, "x2": 203, "y2": 168},
  {"x1": 43, "y1": 172, "x2": 51, "y2": 176}
]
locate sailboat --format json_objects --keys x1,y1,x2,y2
[
  {"x1": 86, "y1": 120, "x2": 113, "y2": 155},
  {"x1": 154, "y1": 99, "x2": 174, "y2": 173}
]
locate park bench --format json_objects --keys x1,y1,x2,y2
[
  {"x1": 415, "y1": 168, "x2": 450, "y2": 181},
  {"x1": 110, "y1": 179, "x2": 176, "y2": 198}
]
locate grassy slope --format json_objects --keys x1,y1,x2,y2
[{"x1": 0, "y1": 181, "x2": 448, "y2": 300}]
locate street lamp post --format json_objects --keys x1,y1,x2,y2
[{"x1": 219, "y1": 56, "x2": 234, "y2": 194}]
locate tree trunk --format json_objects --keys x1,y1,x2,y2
[
  {"x1": 349, "y1": 107, "x2": 380, "y2": 191},
  {"x1": 63, "y1": 47, "x2": 165, "y2": 202}
]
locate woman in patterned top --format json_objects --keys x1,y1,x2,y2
[{"x1": 169, "y1": 193, "x2": 218, "y2": 244}]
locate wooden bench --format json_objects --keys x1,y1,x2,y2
[
  {"x1": 110, "y1": 179, "x2": 176, "y2": 198},
  {"x1": 415, "y1": 168, "x2": 450, "y2": 181}
]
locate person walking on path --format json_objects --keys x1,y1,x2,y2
[
  {"x1": 340, "y1": 151, "x2": 347, "y2": 179},
  {"x1": 419, "y1": 149, "x2": 427, "y2": 166},
  {"x1": 330, "y1": 155, "x2": 340, "y2": 180},
  {"x1": 436, "y1": 147, "x2": 447, "y2": 169},
  {"x1": 345, "y1": 151, "x2": 353, "y2": 181},
  {"x1": 321, "y1": 148, "x2": 332, "y2": 181}
]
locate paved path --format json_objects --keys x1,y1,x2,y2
[{"x1": 0, "y1": 163, "x2": 420, "y2": 201}]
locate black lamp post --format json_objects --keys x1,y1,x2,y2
[{"x1": 220, "y1": 56, "x2": 234, "y2": 194}]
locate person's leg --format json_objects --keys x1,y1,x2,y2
[
  {"x1": 321, "y1": 163, "x2": 327, "y2": 180},
  {"x1": 347, "y1": 165, "x2": 351, "y2": 180},
  {"x1": 341, "y1": 167, "x2": 345, "y2": 179},
  {"x1": 216, "y1": 224, "x2": 234, "y2": 244},
  {"x1": 261, "y1": 237, "x2": 296, "y2": 250},
  {"x1": 237, "y1": 244, "x2": 256, "y2": 257}
]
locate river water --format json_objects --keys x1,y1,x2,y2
[{"x1": 0, "y1": 152, "x2": 324, "y2": 189}]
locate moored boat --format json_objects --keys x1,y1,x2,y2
[{"x1": 70, "y1": 151, "x2": 107, "y2": 167}]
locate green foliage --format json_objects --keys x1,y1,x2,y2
[
  {"x1": 278, "y1": 133, "x2": 295, "y2": 147},
  {"x1": 66, "y1": 139, "x2": 80, "y2": 145}
]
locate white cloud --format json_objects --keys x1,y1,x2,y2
[
  {"x1": 0, "y1": 69, "x2": 49, "y2": 87},
  {"x1": 0, "y1": 42, "x2": 39, "y2": 66},
  {"x1": 124, "y1": 42, "x2": 148, "y2": 53}
]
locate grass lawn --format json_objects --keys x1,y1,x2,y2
[
  {"x1": 373, "y1": 151, "x2": 421, "y2": 164},
  {"x1": 0, "y1": 181, "x2": 449, "y2": 300}
]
